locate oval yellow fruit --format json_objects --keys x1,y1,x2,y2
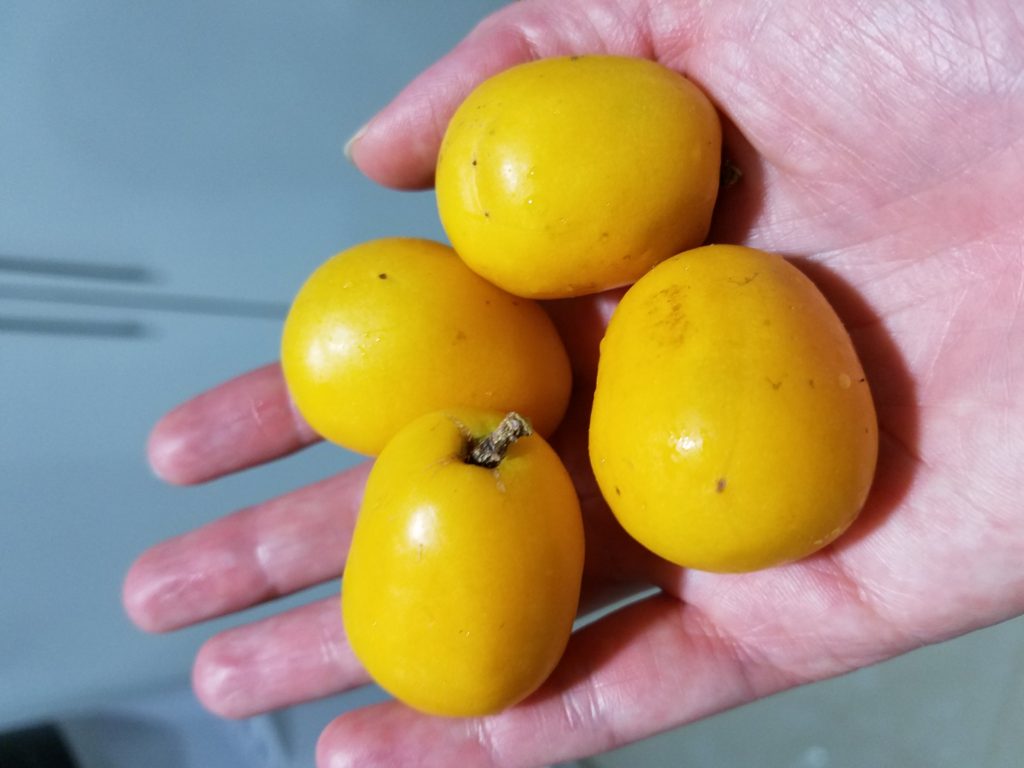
[
  {"x1": 435, "y1": 55, "x2": 722, "y2": 298},
  {"x1": 589, "y1": 245, "x2": 878, "y2": 572},
  {"x1": 280, "y1": 238, "x2": 571, "y2": 455},
  {"x1": 342, "y1": 409, "x2": 585, "y2": 716}
]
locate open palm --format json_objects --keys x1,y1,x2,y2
[{"x1": 123, "y1": 1, "x2": 1024, "y2": 765}]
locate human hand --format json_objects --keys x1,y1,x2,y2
[{"x1": 123, "y1": 1, "x2": 1024, "y2": 765}]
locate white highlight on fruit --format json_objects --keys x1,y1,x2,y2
[
  {"x1": 307, "y1": 324, "x2": 361, "y2": 370},
  {"x1": 670, "y1": 432, "x2": 703, "y2": 459},
  {"x1": 406, "y1": 505, "x2": 439, "y2": 554}
]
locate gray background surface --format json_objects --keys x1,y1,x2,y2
[{"x1": 2, "y1": 2, "x2": 1021, "y2": 766}]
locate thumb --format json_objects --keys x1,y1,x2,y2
[{"x1": 346, "y1": 0, "x2": 701, "y2": 190}]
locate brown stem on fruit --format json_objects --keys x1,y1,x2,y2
[{"x1": 466, "y1": 412, "x2": 533, "y2": 468}]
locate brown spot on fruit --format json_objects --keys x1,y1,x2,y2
[{"x1": 729, "y1": 272, "x2": 759, "y2": 286}]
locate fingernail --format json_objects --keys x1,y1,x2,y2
[{"x1": 344, "y1": 122, "x2": 369, "y2": 162}]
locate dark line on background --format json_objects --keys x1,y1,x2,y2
[
  {"x1": 0, "y1": 283, "x2": 287, "y2": 320},
  {"x1": 0, "y1": 254, "x2": 154, "y2": 284},
  {"x1": 0, "y1": 315, "x2": 148, "y2": 339}
]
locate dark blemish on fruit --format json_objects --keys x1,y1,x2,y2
[
  {"x1": 716, "y1": 478, "x2": 727, "y2": 493},
  {"x1": 808, "y1": 379, "x2": 815, "y2": 388},
  {"x1": 858, "y1": 377, "x2": 866, "y2": 383},
  {"x1": 766, "y1": 377, "x2": 782, "y2": 390},
  {"x1": 454, "y1": 330, "x2": 467, "y2": 343},
  {"x1": 729, "y1": 272, "x2": 759, "y2": 286},
  {"x1": 471, "y1": 158, "x2": 478, "y2": 167},
  {"x1": 614, "y1": 486, "x2": 621, "y2": 496},
  {"x1": 648, "y1": 284, "x2": 688, "y2": 344},
  {"x1": 600, "y1": 231, "x2": 610, "y2": 240},
  {"x1": 570, "y1": 55, "x2": 581, "y2": 61},
  {"x1": 763, "y1": 318, "x2": 772, "y2": 326},
  {"x1": 378, "y1": 273, "x2": 388, "y2": 280},
  {"x1": 483, "y1": 210, "x2": 491, "y2": 218}
]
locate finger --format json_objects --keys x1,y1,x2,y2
[
  {"x1": 186, "y1": 575, "x2": 658, "y2": 722},
  {"x1": 348, "y1": 0, "x2": 677, "y2": 189},
  {"x1": 193, "y1": 596, "x2": 370, "y2": 719},
  {"x1": 543, "y1": 289, "x2": 625, "y2": 390},
  {"x1": 185, "y1": 577, "x2": 652, "y2": 723},
  {"x1": 123, "y1": 464, "x2": 370, "y2": 632},
  {"x1": 316, "y1": 593, "x2": 801, "y2": 768},
  {"x1": 124, "y1": 446, "x2": 646, "y2": 634},
  {"x1": 148, "y1": 363, "x2": 320, "y2": 485}
]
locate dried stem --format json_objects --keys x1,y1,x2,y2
[{"x1": 466, "y1": 412, "x2": 533, "y2": 468}]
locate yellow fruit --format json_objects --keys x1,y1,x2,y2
[
  {"x1": 280, "y1": 238, "x2": 571, "y2": 455},
  {"x1": 589, "y1": 245, "x2": 878, "y2": 572},
  {"x1": 435, "y1": 55, "x2": 722, "y2": 298},
  {"x1": 342, "y1": 409, "x2": 584, "y2": 716}
]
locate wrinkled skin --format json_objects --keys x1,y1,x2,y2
[{"x1": 122, "y1": 1, "x2": 1024, "y2": 766}]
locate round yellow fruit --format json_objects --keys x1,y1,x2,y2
[
  {"x1": 589, "y1": 245, "x2": 878, "y2": 572},
  {"x1": 342, "y1": 409, "x2": 584, "y2": 716},
  {"x1": 280, "y1": 238, "x2": 571, "y2": 455},
  {"x1": 435, "y1": 55, "x2": 722, "y2": 299}
]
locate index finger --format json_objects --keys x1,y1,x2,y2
[{"x1": 347, "y1": 0, "x2": 666, "y2": 190}]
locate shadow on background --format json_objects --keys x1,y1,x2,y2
[{"x1": 60, "y1": 714, "x2": 188, "y2": 768}]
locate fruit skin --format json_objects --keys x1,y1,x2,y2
[
  {"x1": 280, "y1": 238, "x2": 571, "y2": 455},
  {"x1": 589, "y1": 245, "x2": 878, "y2": 573},
  {"x1": 342, "y1": 409, "x2": 585, "y2": 717},
  {"x1": 435, "y1": 55, "x2": 722, "y2": 299}
]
